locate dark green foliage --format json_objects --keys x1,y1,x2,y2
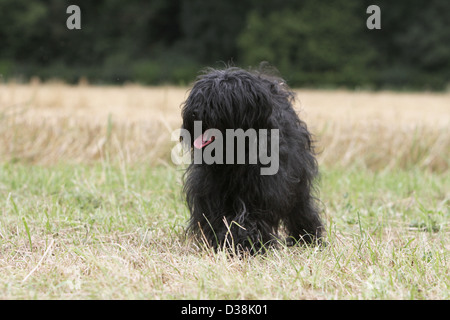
[{"x1": 0, "y1": 0, "x2": 448, "y2": 89}]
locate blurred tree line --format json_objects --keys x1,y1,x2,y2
[{"x1": 0, "y1": 0, "x2": 448, "y2": 89}]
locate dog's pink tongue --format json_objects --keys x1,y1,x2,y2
[{"x1": 194, "y1": 134, "x2": 215, "y2": 149}]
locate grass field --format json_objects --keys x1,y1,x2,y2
[{"x1": 0, "y1": 82, "x2": 449, "y2": 299}]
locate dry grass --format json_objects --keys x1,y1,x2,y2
[
  {"x1": 0, "y1": 82, "x2": 449, "y2": 300},
  {"x1": 0, "y1": 82, "x2": 183, "y2": 165},
  {"x1": 0, "y1": 163, "x2": 448, "y2": 300},
  {"x1": 1, "y1": 81, "x2": 449, "y2": 171}
]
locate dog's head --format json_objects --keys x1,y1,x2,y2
[{"x1": 181, "y1": 67, "x2": 290, "y2": 150}]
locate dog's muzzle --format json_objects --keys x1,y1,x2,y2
[{"x1": 193, "y1": 131, "x2": 215, "y2": 149}]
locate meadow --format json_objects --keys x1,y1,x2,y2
[{"x1": 0, "y1": 81, "x2": 449, "y2": 299}]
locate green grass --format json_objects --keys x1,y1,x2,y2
[{"x1": 0, "y1": 162, "x2": 448, "y2": 299}]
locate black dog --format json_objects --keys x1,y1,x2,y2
[{"x1": 181, "y1": 67, "x2": 323, "y2": 254}]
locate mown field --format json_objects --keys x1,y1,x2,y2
[{"x1": 0, "y1": 82, "x2": 449, "y2": 299}]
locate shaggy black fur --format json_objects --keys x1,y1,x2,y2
[{"x1": 181, "y1": 66, "x2": 324, "y2": 254}]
